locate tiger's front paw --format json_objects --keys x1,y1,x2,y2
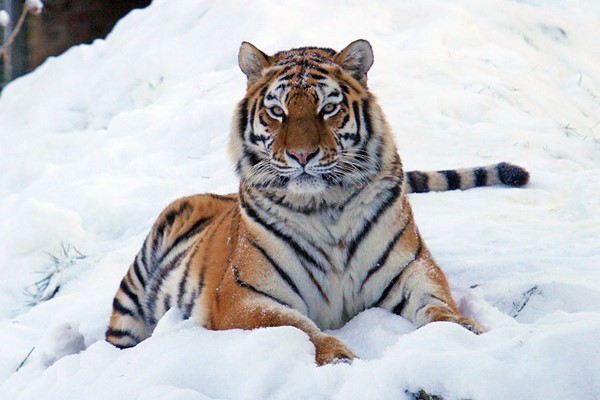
[
  {"x1": 312, "y1": 334, "x2": 356, "y2": 366},
  {"x1": 425, "y1": 305, "x2": 486, "y2": 335},
  {"x1": 457, "y1": 317, "x2": 486, "y2": 335}
]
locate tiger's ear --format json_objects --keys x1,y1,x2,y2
[
  {"x1": 238, "y1": 42, "x2": 272, "y2": 85},
  {"x1": 334, "y1": 39, "x2": 374, "y2": 84}
]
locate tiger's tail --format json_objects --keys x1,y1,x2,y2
[{"x1": 403, "y1": 162, "x2": 529, "y2": 194}]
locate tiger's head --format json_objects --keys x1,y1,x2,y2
[{"x1": 229, "y1": 40, "x2": 400, "y2": 201}]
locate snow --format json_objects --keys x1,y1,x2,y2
[
  {"x1": 24, "y1": 0, "x2": 43, "y2": 15},
  {"x1": 1, "y1": 0, "x2": 599, "y2": 399},
  {"x1": 0, "y1": 10, "x2": 10, "y2": 28}
]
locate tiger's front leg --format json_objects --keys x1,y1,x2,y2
[
  {"x1": 207, "y1": 267, "x2": 355, "y2": 366},
  {"x1": 378, "y1": 243, "x2": 485, "y2": 334}
]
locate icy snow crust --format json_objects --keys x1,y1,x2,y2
[{"x1": 1, "y1": 0, "x2": 600, "y2": 399}]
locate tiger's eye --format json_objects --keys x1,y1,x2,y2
[
  {"x1": 322, "y1": 103, "x2": 337, "y2": 114},
  {"x1": 270, "y1": 106, "x2": 285, "y2": 117}
]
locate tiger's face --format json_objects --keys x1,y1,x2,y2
[{"x1": 230, "y1": 40, "x2": 389, "y2": 197}]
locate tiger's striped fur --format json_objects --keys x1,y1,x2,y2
[
  {"x1": 106, "y1": 40, "x2": 529, "y2": 365},
  {"x1": 403, "y1": 162, "x2": 528, "y2": 193}
]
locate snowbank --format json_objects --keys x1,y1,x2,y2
[{"x1": 1, "y1": 0, "x2": 599, "y2": 399}]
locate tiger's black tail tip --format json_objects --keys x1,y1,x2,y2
[{"x1": 497, "y1": 162, "x2": 530, "y2": 187}]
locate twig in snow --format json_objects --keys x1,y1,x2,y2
[
  {"x1": 562, "y1": 123, "x2": 578, "y2": 137},
  {"x1": 511, "y1": 285, "x2": 542, "y2": 317},
  {"x1": 23, "y1": 243, "x2": 86, "y2": 307},
  {"x1": 16, "y1": 346, "x2": 35, "y2": 371},
  {"x1": 406, "y1": 389, "x2": 447, "y2": 400}
]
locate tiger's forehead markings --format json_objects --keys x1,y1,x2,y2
[
  {"x1": 268, "y1": 47, "x2": 338, "y2": 92},
  {"x1": 272, "y1": 46, "x2": 337, "y2": 65},
  {"x1": 249, "y1": 46, "x2": 360, "y2": 105}
]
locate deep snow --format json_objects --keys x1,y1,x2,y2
[{"x1": 1, "y1": 0, "x2": 599, "y2": 399}]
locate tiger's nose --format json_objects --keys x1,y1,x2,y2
[{"x1": 286, "y1": 148, "x2": 319, "y2": 166}]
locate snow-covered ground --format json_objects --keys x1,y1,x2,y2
[{"x1": 1, "y1": 0, "x2": 600, "y2": 398}]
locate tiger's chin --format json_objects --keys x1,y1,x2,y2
[{"x1": 286, "y1": 174, "x2": 328, "y2": 195}]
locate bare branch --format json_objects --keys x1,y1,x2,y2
[{"x1": 0, "y1": 6, "x2": 28, "y2": 58}]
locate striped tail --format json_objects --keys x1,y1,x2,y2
[{"x1": 403, "y1": 162, "x2": 529, "y2": 194}]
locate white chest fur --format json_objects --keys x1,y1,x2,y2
[{"x1": 244, "y1": 179, "x2": 410, "y2": 330}]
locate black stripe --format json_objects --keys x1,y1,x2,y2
[
  {"x1": 346, "y1": 185, "x2": 401, "y2": 268},
  {"x1": 242, "y1": 198, "x2": 324, "y2": 272},
  {"x1": 259, "y1": 85, "x2": 269, "y2": 97},
  {"x1": 235, "y1": 160, "x2": 242, "y2": 176},
  {"x1": 308, "y1": 73, "x2": 327, "y2": 80},
  {"x1": 327, "y1": 90, "x2": 340, "y2": 98},
  {"x1": 278, "y1": 64, "x2": 294, "y2": 75},
  {"x1": 183, "y1": 288, "x2": 197, "y2": 320},
  {"x1": 177, "y1": 239, "x2": 206, "y2": 310},
  {"x1": 337, "y1": 184, "x2": 368, "y2": 213},
  {"x1": 339, "y1": 75, "x2": 363, "y2": 94},
  {"x1": 177, "y1": 262, "x2": 191, "y2": 310},
  {"x1": 351, "y1": 101, "x2": 361, "y2": 146},
  {"x1": 258, "y1": 115, "x2": 268, "y2": 127},
  {"x1": 441, "y1": 170, "x2": 461, "y2": 190},
  {"x1": 362, "y1": 99, "x2": 373, "y2": 142},
  {"x1": 279, "y1": 72, "x2": 295, "y2": 81},
  {"x1": 238, "y1": 98, "x2": 249, "y2": 140},
  {"x1": 361, "y1": 99, "x2": 381, "y2": 171},
  {"x1": 163, "y1": 294, "x2": 171, "y2": 314},
  {"x1": 340, "y1": 94, "x2": 349, "y2": 108},
  {"x1": 375, "y1": 242, "x2": 423, "y2": 307},
  {"x1": 168, "y1": 217, "x2": 212, "y2": 255},
  {"x1": 113, "y1": 298, "x2": 136, "y2": 318},
  {"x1": 339, "y1": 132, "x2": 359, "y2": 143},
  {"x1": 152, "y1": 224, "x2": 166, "y2": 260},
  {"x1": 429, "y1": 294, "x2": 450, "y2": 306},
  {"x1": 474, "y1": 167, "x2": 487, "y2": 187},
  {"x1": 360, "y1": 218, "x2": 410, "y2": 290},
  {"x1": 250, "y1": 240, "x2": 306, "y2": 306},
  {"x1": 145, "y1": 251, "x2": 188, "y2": 325},
  {"x1": 311, "y1": 65, "x2": 330, "y2": 75},
  {"x1": 233, "y1": 266, "x2": 290, "y2": 308},
  {"x1": 132, "y1": 258, "x2": 146, "y2": 287},
  {"x1": 339, "y1": 114, "x2": 350, "y2": 130},
  {"x1": 120, "y1": 279, "x2": 143, "y2": 314},
  {"x1": 140, "y1": 235, "x2": 150, "y2": 273},
  {"x1": 247, "y1": 99, "x2": 257, "y2": 142},
  {"x1": 251, "y1": 193, "x2": 333, "y2": 268},
  {"x1": 209, "y1": 193, "x2": 237, "y2": 202},
  {"x1": 152, "y1": 202, "x2": 192, "y2": 262},
  {"x1": 407, "y1": 171, "x2": 429, "y2": 193},
  {"x1": 106, "y1": 328, "x2": 140, "y2": 341},
  {"x1": 155, "y1": 215, "x2": 210, "y2": 267},
  {"x1": 243, "y1": 146, "x2": 262, "y2": 167},
  {"x1": 392, "y1": 297, "x2": 407, "y2": 316},
  {"x1": 414, "y1": 294, "x2": 450, "y2": 316},
  {"x1": 249, "y1": 132, "x2": 269, "y2": 146},
  {"x1": 250, "y1": 98, "x2": 258, "y2": 119}
]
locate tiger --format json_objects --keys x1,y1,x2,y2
[{"x1": 106, "y1": 40, "x2": 529, "y2": 365}]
